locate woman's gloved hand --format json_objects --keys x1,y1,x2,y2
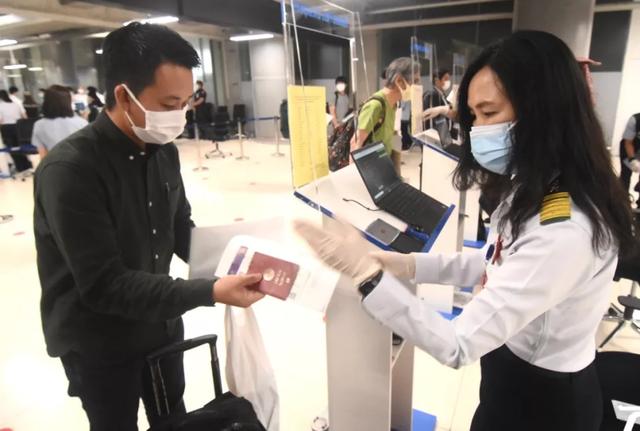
[
  {"x1": 369, "y1": 250, "x2": 416, "y2": 280},
  {"x1": 293, "y1": 219, "x2": 381, "y2": 285},
  {"x1": 630, "y1": 159, "x2": 640, "y2": 173},
  {"x1": 423, "y1": 105, "x2": 450, "y2": 120}
]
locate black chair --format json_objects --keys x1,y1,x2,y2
[
  {"x1": 16, "y1": 118, "x2": 38, "y2": 147},
  {"x1": 231, "y1": 104, "x2": 247, "y2": 137},
  {"x1": 1, "y1": 123, "x2": 33, "y2": 175},
  {"x1": 201, "y1": 105, "x2": 231, "y2": 159},
  {"x1": 596, "y1": 351, "x2": 640, "y2": 430},
  {"x1": 600, "y1": 246, "x2": 640, "y2": 348}
]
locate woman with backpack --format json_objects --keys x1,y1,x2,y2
[{"x1": 350, "y1": 57, "x2": 420, "y2": 172}]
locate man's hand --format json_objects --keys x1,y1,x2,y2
[{"x1": 214, "y1": 274, "x2": 265, "y2": 307}]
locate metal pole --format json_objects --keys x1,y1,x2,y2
[
  {"x1": 236, "y1": 119, "x2": 249, "y2": 160},
  {"x1": 192, "y1": 119, "x2": 209, "y2": 171},
  {"x1": 272, "y1": 116, "x2": 285, "y2": 157}
]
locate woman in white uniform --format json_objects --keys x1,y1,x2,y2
[{"x1": 295, "y1": 30, "x2": 636, "y2": 430}]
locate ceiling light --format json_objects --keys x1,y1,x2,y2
[
  {"x1": 123, "y1": 16, "x2": 179, "y2": 26},
  {"x1": 229, "y1": 33, "x2": 274, "y2": 42},
  {"x1": 7, "y1": 74, "x2": 21, "y2": 78},
  {"x1": 28, "y1": 66, "x2": 43, "y2": 71},
  {"x1": 95, "y1": 49, "x2": 103, "y2": 55},
  {"x1": 0, "y1": 14, "x2": 24, "y2": 27},
  {"x1": 0, "y1": 39, "x2": 18, "y2": 47},
  {"x1": 87, "y1": 31, "x2": 110, "y2": 38},
  {"x1": 3, "y1": 64, "x2": 27, "y2": 70}
]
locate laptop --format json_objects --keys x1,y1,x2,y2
[{"x1": 352, "y1": 142, "x2": 449, "y2": 234}]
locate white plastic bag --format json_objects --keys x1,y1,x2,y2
[{"x1": 225, "y1": 305, "x2": 280, "y2": 431}]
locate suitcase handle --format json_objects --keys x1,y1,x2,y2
[{"x1": 146, "y1": 334, "x2": 224, "y2": 416}]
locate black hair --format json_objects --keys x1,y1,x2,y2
[
  {"x1": 335, "y1": 76, "x2": 347, "y2": 84},
  {"x1": 0, "y1": 90, "x2": 12, "y2": 103},
  {"x1": 453, "y1": 30, "x2": 635, "y2": 254},
  {"x1": 9, "y1": 86, "x2": 18, "y2": 95},
  {"x1": 103, "y1": 22, "x2": 201, "y2": 110},
  {"x1": 42, "y1": 85, "x2": 74, "y2": 119},
  {"x1": 196, "y1": 80, "x2": 203, "y2": 86},
  {"x1": 87, "y1": 87, "x2": 104, "y2": 107},
  {"x1": 432, "y1": 68, "x2": 450, "y2": 83}
]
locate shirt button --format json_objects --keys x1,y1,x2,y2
[
  {"x1": 148, "y1": 201, "x2": 153, "y2": 207},
  {"x1": 154, "y1": 254, "x2": 159, "y2": 260},
  {"x1": 129, "y1": 155, "x2": 134, "y2": 160},
  {"x1": 152, "y1": 228, "x2": 157, "y2": 235}
]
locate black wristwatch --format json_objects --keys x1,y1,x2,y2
[{"x1": 358, "y1": 270, "x2": 384, "y2": 299}]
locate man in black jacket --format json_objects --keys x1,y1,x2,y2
[{"x1": 34, "y1": 23, "x2": 264, "y2": 430}]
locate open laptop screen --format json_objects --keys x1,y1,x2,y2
[{"x1": 352, "y1": 142, "x2": 400, "y2": 202}]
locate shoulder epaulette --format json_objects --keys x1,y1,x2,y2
[{"x1": 540, "y1": 177, "x2": 571, "y2": 225}]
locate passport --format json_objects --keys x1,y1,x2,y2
[{"x1": 247, "y1": 252, "x2": 299, "y2": 300}]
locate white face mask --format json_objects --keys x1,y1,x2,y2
[
  {"x1": 122, "y1": 84, "x2": 187, "y2": 145},
  {"x1": 442, "y1": 80, "x2": 452, "y2": 91},
  {"x1": 336, "y1": 83, "x2": 346, "y2": 93}
]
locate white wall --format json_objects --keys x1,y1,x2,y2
[
  {"x1": 612, "y1": 9, "x2": 640, "y2": 157},
  {"x1": 592, "y1": 71, "x2": 623, "y2": 148},
  {"x1": 249, "y1": 37, "x2": 288, "y2": 138}
]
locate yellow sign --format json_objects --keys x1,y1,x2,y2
[{"x1": 287, "y1": 85, "x2": 329, "y2": 188}]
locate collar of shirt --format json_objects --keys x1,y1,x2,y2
[{"x1": 92, "y1": 111, "x2": 160, "y2": 160}]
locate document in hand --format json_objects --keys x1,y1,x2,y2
[{"x1": 215, "y1": 235, "x2": 340, "y2": 313}]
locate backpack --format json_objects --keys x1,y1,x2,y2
[{"x1": 328, "y1": 94, "x2": 386, "y2": 172}]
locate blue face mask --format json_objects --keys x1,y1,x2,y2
[{"x1": 469, "y1": 122, "x2": 514, "y2": 175}]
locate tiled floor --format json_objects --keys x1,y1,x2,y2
[{"x1": 1, "y1": 137, "x2": 639, "y2": 431}]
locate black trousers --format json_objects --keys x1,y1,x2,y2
[
  {"x1": 0, "y1": 124, "x2": 32, "y2": 172},
  {"x1": 620, "y1": 154, "x2": 640, "y2": 206},
  {"x1": 60, "y1": 330, "x2": 186, "y2": 430},
  {"x1": 471, "y1": 345, "x2": 602, "y2": 431}
]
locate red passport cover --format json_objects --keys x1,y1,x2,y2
[{"x1": 247, "y1": 252, "x2": 299, "y2": 300}]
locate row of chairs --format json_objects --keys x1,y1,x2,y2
[{"x1": 189, "y1": 103, "x2": 247, "y2": 159}]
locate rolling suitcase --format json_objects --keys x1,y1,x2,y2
[{"x1": 147, "y1": 334, "x2": 266, "y2": 431}]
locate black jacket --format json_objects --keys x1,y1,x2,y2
[{"x1": 34, "y1": 112, "x2": 215, "y2": 360}]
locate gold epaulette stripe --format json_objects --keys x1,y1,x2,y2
[{"x1": 540, "y1": 192, "x2": 571, "y2": 225}]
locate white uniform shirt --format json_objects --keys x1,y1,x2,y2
[
  {"x1": 622, "y1": 115, "x2": 639, "y2": 141},
  {"x1": 32, "y1": 116, "x2": 88, "y2": 151},
  {"x1": 363, "y1": 197, "x2": 617, "y2": 372},
  {"x1": 0, "y1": 101, "x2": 24, "y2": 125},
  {"x1": 9, "y1": 94, "x2": 25, "y2": 115}
]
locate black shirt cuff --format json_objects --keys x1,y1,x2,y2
[{"x1": 182, "y1": 278, "x2": 216, "y2": 308}]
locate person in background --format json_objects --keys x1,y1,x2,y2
[
  {"x1": 188, "y1": 80, "x2": 207, "y2": 137},
  {"x1": 328, "y1": 76, "x2": 352, "y2": 134},
  {"x1": 87, "y1": 86, "x2": 104, "y2": 123},
  {"x1": 34, "y1": 23, "x2": 264, "y2": 430},
  {"x1": 38, "y1": 88, "x2": 46, "y2": 103},
  {"x1": 423, "y1": 68, "x2": 457, "y2": 127},
  {"x1": 87, "y1": 86, "x2": 105, "y2": 104},
  {"x1": 9, "y1": 85, "x2": 26, "y2": 116},
  {"x1": 619, "y1": 112, "x2": 640, "y2": 206},
  {"x1": 351, "y1": 57, "x2": 420, "y2": 172},
  {"x1": 32, "y1": 85, "x2": 87, "y2": 158},
  {"x1": 0, "y1": 89, "x2": 30, "y2": 175},
  {"x1": 22, "y1": 92, "x2": 40, "y2": 119}
]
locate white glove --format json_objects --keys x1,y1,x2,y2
[
  {"x1": 369, "y1": 250, "x2": 416, "y2": 280},
  {"x1": 293, "y1": 219, "x2": 381, "y2": 285},
  {"x1": 630, "y1": 159, "x2": 640, "y2": 173},
  {"x1": 423, "y1": 105, "x2": 450, "y2": 121}
]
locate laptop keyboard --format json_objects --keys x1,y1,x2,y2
[{"x1": 380, "y1": 183, "x2": 446, "y2": 232}]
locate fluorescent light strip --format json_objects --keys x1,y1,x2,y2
[
  {"x1": 229, "y1": 33, "x2": 274, "y2": 42},
  {"x1": 8, "y1": 74, "x2": 21, "y2": 78},
  {"x1": 124, "y1": 16, "x2": 179, "y2": 26},
  {"x1": 0, "y1": 39, "x2": 18, "y2": 47},
  {"x1": 3, "y1": 64, "x2": 27, "y2": 70},
  {"x1": 0, "y1": 14, "x2": 24, "y2": 27},
  {"x1": 28, "y1": 67, "x2": 43, "y2": 71},
  {"x1": 95, "y1": 49, "x2": 103, "y2": 55}
]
